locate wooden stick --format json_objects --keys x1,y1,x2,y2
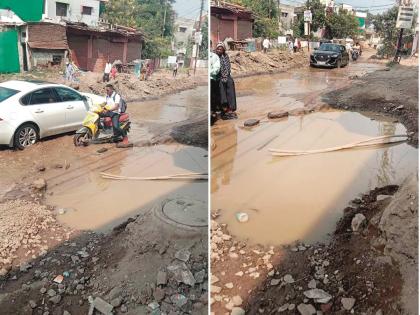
[
  {"x1": 100, "y1": 172, "x2": 208, "y2": 181},
  {"x1": 269, "y1": 135, "x2": 407, "y2": 157}
]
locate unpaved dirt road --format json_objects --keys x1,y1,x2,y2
[
  {"x1": 211, "y1": 51, "x2": 418, "y2": 314},
  {"x1": 0, "y1": 84, "x2": 208, "y2": 314}
]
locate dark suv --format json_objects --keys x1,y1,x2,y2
[{"x1": 310, "y1": 43, "x2": 349, "y2": 68}]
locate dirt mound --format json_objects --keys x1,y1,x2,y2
[
  {"x1": 323, "y1": 64, "x2": 419, "y2": 146},
  {"x1": 240, "y1": 185, "x2": 411, "y2": 315},
  {"x1": 0, "y1": 69, "x2": 207, "y2": 103},
  {"x1": 70, "y1": 71, "x2": 207, "y2": 102},
  {"x1": 228, "y1": 50, "x2": 309, "y2": 77}
]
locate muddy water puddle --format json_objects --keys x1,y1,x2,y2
[
  {"x1": 129, "y1": 86, "x2": 207, "y2": 124},
  {"x1": 211, "y1": 111, "x2": 418, "y2": 245},
  {"x1": 47, "y1": 144, "x2": 208, "y2": 232},
  {"x1": 234, "y1": 62, "x2": 384, "y2": 117}
]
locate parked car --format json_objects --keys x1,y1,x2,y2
[
  {"x1": 0, "y1": 80, "x2": 93, "y2": 149},
  {"x1": 310, "y1": 43, "x2": 349, "y2": 68}
]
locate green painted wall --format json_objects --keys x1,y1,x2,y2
[
  {"x1": 0, "y1": 0, "x2": 43, "y2": 21},
  {"x1": 0, "y1": 29, "x2": 20, "y2": 73}
]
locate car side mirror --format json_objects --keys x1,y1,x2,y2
[{"x1": 81, "y1": 95, "x2": 87, "y2": 101}]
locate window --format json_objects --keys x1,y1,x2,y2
[
  {"x1": 0, "y1": 87, "x2": 19, "y2": 103},
  {"x1": 82, "y1": 6, "x2": 92, "y2": 15},
  {"x1": 178, "y1": 27, "x2": 187, "y2": 33},
  {"x1": 55, "y1": 87, "x2": 83, "y2": 102},
  {"x1": 21, "y1": 89, "x2": 59, "y2": 105},
  {"x1": 281, "y1": 12, "x2": 288, "y2": 18},
  {"x1": 56, "y1": 2, "x2": 68, "y2": 17}
]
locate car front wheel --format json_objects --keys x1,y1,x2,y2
[{"x1": 14, "y1": 124, "x2": 39, "y2": 150}]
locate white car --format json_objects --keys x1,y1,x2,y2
[{"x1": 0, "y1": 80, "x2": 94, "y2": 149}]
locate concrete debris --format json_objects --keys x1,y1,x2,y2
[
  {"x1": 283, "y1": 274, "x2": 295, "y2": 284},
  {"x1": 341, "y1": 297, "x2": 356, "y2": 310},
  {"x1": 230, "y1": 307, "x2": 246, "y2": 315},
  {"x1": 244, "y1": 119, "x2": 260, "y2": 127},
  {"x1": 175, "y1": 248, "x2": 191, "y2": 262},
  {"x1": 89, "y1": 297, "x2": 114, "y2": 315},
  {"x1": 303, "y1": 289, "x2": 332, "y2": 303},
  {"x1": 297, "y1": 303, "x2": 316, "y2": 315},
  {"x1": 268, "y1": 111, "x2": 289, "y2": 119},
  {"x1": 351, "y1": 213, "x2": 366, "y2": 232}
]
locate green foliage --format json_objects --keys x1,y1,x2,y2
[
  {"x1": 142, "y1": 37, "x2": 173, "y2": 59},
  {"x1": 371, "y1": 6, "x2": 400, "y2": 57},
  {"x1": 104, "y1": 0, "x2": 176, "y2": 58},
  {"x1": 324, "y1": 9, "x2": 359, "y2": 39},
  {"x1": 229, "y1": 0, "x2": 279, "y2": 38},
  {"x1": 290, "y1": 0, "x2": 325, "y2": 38},
  {"x1": 254, "y1": 17, "x2": 280, "y2": 38},
  {"x1": 199, "y1": 18, "x2": 209, "y2": 59},
  {"x1": 305, "y1": 0, "x2": 326, "y2": 33}
]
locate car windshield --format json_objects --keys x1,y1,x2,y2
[
  {"x1": 319, "y1": 43, "x2": 341, "y2": 52},
  {"x1": 0, "y1": 87, "x2": 19, "y2": 103}
]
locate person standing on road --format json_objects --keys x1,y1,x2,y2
[
  {"x1": 103, "y1": 62, "x2": 112, "y2": 82},
  {"x1": 263, "y1": 38, "x2": 270, "y2": 53},
  {"x1": 173, "y1": 62, "x2": 179, "y2": 77},
  {"x1": 210, "y1": 41, "x2": 221, "y2": 125},
  {"x1": 288, "y1": 39, "x2": 294, "y2": 53},
  {"x1": 216, "y1": 42, "x2": 237, "y2": 120},
  {"x1": 65, "y1": 61, "x2": 75, "y2": 82}
]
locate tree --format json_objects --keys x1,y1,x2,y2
[
  {"x1": 305, "y1": 0, "x2": 326, "y2": 33},
  {"x1": 228, "y1": 0, "x2": 280, "y2": 38},
  {"x1": 370, "y1": 6, "x2": 401, "y2": 57},
  {"x1": 104, "y1": 0, "x2": 176, "y2": 58},
  {"x1": 292, "y1": 0, "x2": 325, "y2": 38},
  {"x1": 324, "y1": 9, "x2": 359, "y2": 39},
  {"x1": 199, "y1": 17, "x2": 209, "y2": 59}
]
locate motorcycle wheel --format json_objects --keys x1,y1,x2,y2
[{"x1": 73, "y1": 130, "x2": 92, "y2": 147}]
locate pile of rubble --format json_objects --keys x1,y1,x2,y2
[
  {"x1": 228, "y1": 50, "x2": 309, "y2": 77},
  {"x1": 0, "y1": 179, "x2": 73, "y2": 277}
]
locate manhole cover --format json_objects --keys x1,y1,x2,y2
[{"x1": 157, "y1": 198, "x2": 207, "y2": 229}]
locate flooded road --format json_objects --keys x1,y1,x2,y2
[
  {"x1": 130, "y1": 85, "x2": 207, "y2": 124},
  {"x1": 0, "y1": 86, "x2": 208, "y2": 232},
  {"x1": 47, "y1": 144, "x2": 207, "y2": 232},
  {"x1": 212, "y1": 63, "x2": 418, "y2": 245}
]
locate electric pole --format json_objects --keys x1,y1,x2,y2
[{"x1": 193, "y1": 0, "x2": 204, "y2": 75}]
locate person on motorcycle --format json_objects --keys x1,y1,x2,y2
[
  {"x1": 353, "y1": 42, "x2": 362, "y2": 55},
  {"x1": 102, "y1": 84, "x2": 132, "y2": 148}
]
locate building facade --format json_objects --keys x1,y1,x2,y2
[
  {"x1": 43, "y1": 0, "x2": 102, "y2": 26},
  {"x1": 278, "y1": 4, "x2": 295, "y2": 32},
  {"x1": 210, "y1": 1, "x2": 254, "y2": 48},
  {"x1": 0, "y1": 0, "x2": 143, "y2": 73},
  {"x1": 174, "y1": 17, "x2": 196, "y2": 55}
]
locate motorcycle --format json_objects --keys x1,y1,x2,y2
[
  {"x1": 351, "y1": 49, "x2": 359, "y2": 61},
  {"x1": 73, "y1": 99, "x2": 131, "y2": 146}
]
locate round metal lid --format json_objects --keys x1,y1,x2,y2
[{"x1": 161, "y1": 198, "x2": 207, "y2": 228}]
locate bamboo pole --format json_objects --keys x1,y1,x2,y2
[
  {"x1": 269, "y1": 135, "x2": 408, "y2": 157},
  {"x1": 100, "y1": 172, "x2": 208, "y2": 181}
]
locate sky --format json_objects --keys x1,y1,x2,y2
[
  {"x1": 281, "y1": 0, "x2": 398, "y2": 13},
  {"x1": 173, "y1": 0, "x2": 209, "y2": 19}
]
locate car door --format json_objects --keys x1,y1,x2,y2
[
  {"x1": 54, "y1": 87, "x2": 89, "y2": 131},
  {"x1": 21, "y1": 88, "x2": 67, "y2": 137}
]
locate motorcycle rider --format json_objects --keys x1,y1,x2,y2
[{"x1": 102, "y1": 84, "x2": 132, "y2": 148}]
